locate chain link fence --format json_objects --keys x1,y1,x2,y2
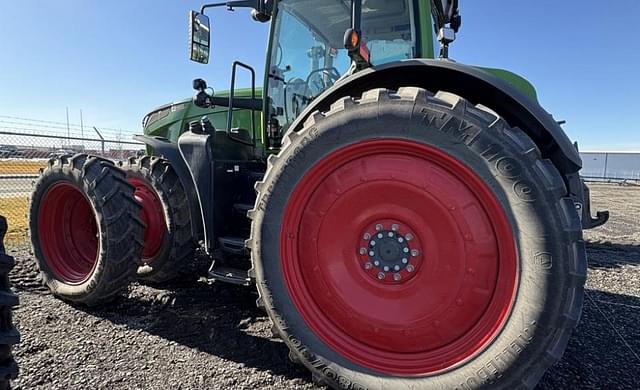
[{"x1": 0, "y1": 116, "x2": 143, "y2": 243}]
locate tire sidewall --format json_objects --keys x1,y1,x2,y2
[
  {"x1": 30, "y1": 162, "x2": 108, "y2": 300},
  {"x1": 254, "y1": 95, "x2": 582, "y2": 389}
]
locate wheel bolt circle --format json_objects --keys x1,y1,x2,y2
[{"x1": 360, "y1": 222, "x2": 422, "y2": 283}]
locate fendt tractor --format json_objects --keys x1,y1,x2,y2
[{"x1": 29, "y1": 1, "x2": 609, "y2": 388}]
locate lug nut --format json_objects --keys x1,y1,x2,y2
[
  {"x1": 411, "y1": 249, "x2": 420, "y2": 257},
  {"x1": 364, "y1": 262, "x2": 373, "y2": 270},
  {"x1": 363, "y1": 233, "x2": 371, "y2": 240},
  {"x1": 377, "y1": 272, "x2": 385, "y2": 280},
  {"x1": 405, "y1": 233, "x2": 413, "y2": 241},
  {"x1": 370, "y1": 240, "x2": 376, "y2": 246},
  {"x1": 393, "y1": 273, "x2": 402, "y2": 281},
  {"x1": 369, "y1": 251, "x2": 375, "y2": 256},
  {"x1": 377, "y1": 233, "x2": 383, "y2": 239},
  {"x1": 376, "y1": 224, "x2": 383, "y2": 231},
  {"x1": 406, "y1": 264, "x2": 415, "y2": 273},
  {"x1": 374, "y1": 261, "x2": 380, "y2": 266},
  {"x1": 403, "y1": 247, "x2": 409, "y2": 253},
  {"x1": 388, "y1": 232, "x2": 394, "y2": 237},
  {"x1": 398, "y1": 237, "x2": 404, "y2": 243},
  {"x1": 391, "y1": 224, "x2": 399, "y2": 231},
  {"x1": 402, "y1": 258, "x2": 408, "y2": 264},
  {"x1": 359, "y1": 248, "x2": 367, "y2": 255},
  {"x1": 394, "y1": 265, "x2": 400, "y2": 271},
  {"x1": 383, "y1": 266, "x2": 390, "y2": 272}
]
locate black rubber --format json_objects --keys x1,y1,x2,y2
[
  {"x1": 249, "y1": 88, "x2": 586, "y2": 389},
  {"x1": 29, "y1": 154, "x2": 144, "y2": 306},
  {"x1": 0, "y1": 216, "x2": 19, "y2": 389},
  {"x1": 121, "y1": 156, "x2": 195, "y2": 283}
]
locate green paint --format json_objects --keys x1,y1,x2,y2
[{"x1": 416, "y1": 0, "x2": 435, "y2": 59}]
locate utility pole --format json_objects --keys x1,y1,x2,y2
[{"x1": 65, "y1": 107, "x2": 71, "y2": 147}]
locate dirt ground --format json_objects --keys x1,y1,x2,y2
[{"x1": 7, "y1": 183, "x2": 640, "y2": 389}]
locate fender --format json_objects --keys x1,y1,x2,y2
[
  {"x1": 287, "y1": 59, "x2": 582, "y2": 175},
  {"x1": 133, "y1": 135, "x2": 205, "y2": 245}
]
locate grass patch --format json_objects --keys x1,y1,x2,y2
[
  {"x1": 0, "y1": 160, "x2": 46, "y2": 175},
  {"x1": 0, "y1": 197, "x2": 29, "y2": 243}
]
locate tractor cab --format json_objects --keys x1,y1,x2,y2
[
  {"x1": 264, "y1": 0, "x2": 417, "y2": 139},
  {"x1": 188, "y1": 0, "x2": 433, "y2": 151}
]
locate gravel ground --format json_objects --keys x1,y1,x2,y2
[{"x1": 6, "y1": 183, "x2": 640, "y2": 389}]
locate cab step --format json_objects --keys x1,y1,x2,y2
[
  {"x1": 218, "y1": 236, "x2": 247, "y2": 256},
  {"x1": 208, "y1": 266, "x2": 251, "y2": 286}
]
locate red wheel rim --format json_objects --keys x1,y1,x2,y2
[
  {"x1": 280, "y1": 139, "x2": 518, "y2": 376},
  {"x1": 38, "y1": 183, "x2": 99, "y2": 284},
  {"x1": 129, "y1": 178, "x2": 166, "y2": 261}
]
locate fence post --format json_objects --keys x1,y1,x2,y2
[{"x1": 93, "y1": 127, "x2": 105, "y2": 155}]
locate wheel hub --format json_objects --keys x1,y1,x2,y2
[{"x1": 359, "y1": 221, "x2": 421, "y2": 283}]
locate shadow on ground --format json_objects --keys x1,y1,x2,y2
[
  {"x1": 78, "y1": 281, "x2": 310, "y2": 382},
  {"x1": 586, "y1": 241, "x2": 640, "y2": 269}
]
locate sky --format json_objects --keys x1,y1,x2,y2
[{"x1": 0, "y1": 0, "x2": 638, "y2": 150}]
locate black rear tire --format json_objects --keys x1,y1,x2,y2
[
  {"x1": 250, "y1": 88, "x2": 586, "y2": 389},
  {"x1": 0, "y1": 216, "x2": 19, "y2": 389},
  {"x1": 29, "y1": 154, "x2": 144, "y2": 305},
  {"x1": 121, "y1": 156, "x2": 195, "y2": 284}
]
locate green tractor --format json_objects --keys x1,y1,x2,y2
[{"x1": 30, "y1": 1, "x2": 609, "y2": 388}]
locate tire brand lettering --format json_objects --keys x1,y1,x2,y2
[
  {"x1": 420, "y1": 108, "x2": 480, "y2": 145},
  {"x1": 288, "y1": 335, "x2": 368, "y2": 390},
  {"x1": 456, "y1": 321, "x2": 536, "y2": 390}
]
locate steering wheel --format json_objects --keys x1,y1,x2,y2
[
  {"x1": 284, "y1": 77, "x2": 309, "y2": 123},
  {"x1": 305, "y1": 67, "x2": 341, "y2": 97}
]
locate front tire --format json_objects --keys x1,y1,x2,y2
[
  {"x1": 121, "y1": 156, "x2": 195, "y2": 283},
  {"x1": 250, "y1": 88, "x2": 586, "y2": 389},
  {"x1": 29, "y1": 154, "x2": 144, "y2": 305}
]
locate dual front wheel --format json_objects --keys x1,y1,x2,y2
[{"x1": 29, "y1": 154, "x2": 193, "y2": 305}]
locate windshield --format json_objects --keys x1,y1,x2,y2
[{"x1": 266, "y1": 0, "x2": 415, "y2": 143}]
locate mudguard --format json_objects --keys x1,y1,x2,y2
[
  {"x1": 286, "y1": 59, "x2": 583, "y2": 175},
  {"x1": 133, "y1": 135, "x2": 205, "y2": 245}
]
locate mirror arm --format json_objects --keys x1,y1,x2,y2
[{"x1": 200, "y1": 1, "x2": 262, "y2": 14}]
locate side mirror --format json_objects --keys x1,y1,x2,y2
[{"x1": 189, "y1": 11, "x2": 211, "y2": 64}]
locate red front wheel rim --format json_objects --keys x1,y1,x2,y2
[
  {"x1": 280, "y1": 139, "x2": 518, "y2": 376},
  {"x1": 38, "y1": 183, "x2": 99, "y2": 284},
  {"x1": 129, "y1": 178, "x2": 166, "y2": 261}
]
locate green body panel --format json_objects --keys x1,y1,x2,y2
[
  {"x1": 144, "y1": 0, "x2": 538, "y2": 146},
  {"x1": 480, "y1": 67, "x2": 538, "y2": 102},
  {"x1": 144, "y1": 88, "x2": 262, "y2": 144}
]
